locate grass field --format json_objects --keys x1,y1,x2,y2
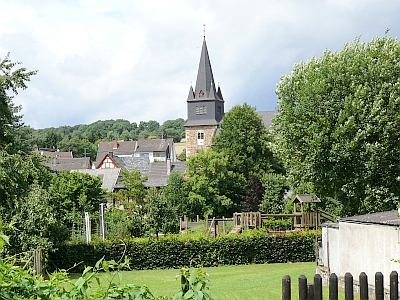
[
  {"x1": 91, "y1": 262, "x2": 359, "y2": 299},
  {"x1": 174, "y1": 142, "x2": 185, "y2": 155}
]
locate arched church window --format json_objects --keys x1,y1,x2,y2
[{"x1": 199, "y1": 90, "x2": 204, "y2": 97}]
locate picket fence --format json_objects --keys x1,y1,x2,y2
[{"x1": 282, "y1": 271, "x2": 399, "y2": 300}]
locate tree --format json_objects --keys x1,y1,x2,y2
[
  {"x1": 164, "y1": 172, "x2": 190, "y2": 217},
  {"x1": 49, "y1": 171, "x2": 106, "y2": 226},
  {"x1": 212, "y1": 103, "x2": 285, "y2": 212},
  {"x1": 275, "y1": 32, "x2": 400, "y2": 216},
  {"x1": 118, "y1": 168, "x2": 148, "y2": 206},
  {"x1": 213, "y1": 103, "x2": 281, "y2": 177},
  {"x1": 0, "y1": 53, "x2": 37, "y2": 153},
  {"x1": 144, "y1": 187, "x2": 179, "y2": 237},
  {"x1": 58, "y1": 137, "x2": 97, "y2": 159},
  {"x1": 185, "y1": 150, "x2": 246, "y2": 217},
  {"x1": 259, "y1": 173, "x2": 289, "y2": 214}
]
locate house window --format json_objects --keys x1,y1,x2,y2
[
  {"x1": 196, "y1": 106, "x2": 207, "y2": 115},
  {"x1": 140, "y1": 153, "x2": 149, "y2": 157},
  {"x1": 197, "y1": 132, "x2": 204, "y2": 145}
]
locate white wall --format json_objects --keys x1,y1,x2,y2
[{"x1": 321, "y1": 222, "x2": 400, "y2": 287}]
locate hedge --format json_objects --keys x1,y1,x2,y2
[{"x1": 48, "y1": 230, "x2": 317, "y2": 273}]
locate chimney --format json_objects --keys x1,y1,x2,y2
[
  {"x1": 166, "y1": 158, "x2": 171, "y2": 175},
  {"x1": 113, "y1": 140, "x2": 118, "y2": 150}
]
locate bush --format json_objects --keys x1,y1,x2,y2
[{"x1": 48, "y1": 230, "x2": 317, "y2": 273}]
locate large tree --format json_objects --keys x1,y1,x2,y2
[
  {"x1": 185, "y1": 150, "x2": 246, "y2": 217},
  {"x1": 0, "y1": 53, "x2": 37, "y2": 153},
  {"x1": 275, "y1": 32, "x2": 400, "y2": 216},
  {"x1": 212, "y1": 103, "x2": 285, "y2": 212}
]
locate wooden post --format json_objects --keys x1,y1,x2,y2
[
  {"x1": 180, "y1": 217, "x2": 182, "y2": 233},
  {"x1": 222, "y1": 216, "x2": 226, "y2": 235},
  {"x1": 359, "y1": 272, "x2": 368, "y2": 300},
  {"x1": 307, "y1": 283, "x2": 314, "y2": 300},
  {"x1": 185, "y1": 215, "x2": 188, "y2": 232},
  {"x1": 314, "y1": 274, "x2": 322, "y2": 300},
  {"x1": 375, "y1": 272, "x2": 384, "y2": 300},
  {"x1": 299, "y1": 275, "x2": 308, "y2": 300},
  {"x1": 282, "y1": 275, "x2": 291, "y2": 300},
  {"x1": 214, "y1": 220, "x2": 218, "y2": 238},
  {"x1": 390, "y1": 271, "x2": 398, "y2": 300},
  {"x1": 205, "y1": 216, "x2": 208, "y2": 231},
  {"x1": 33, "y1": 250, "x2": 42, "y2": 276},
  {"x1": 329, "y1": 273, "x2": 338, "y2": 300},
  {"x1": 344, "y1": 272, "x2": 353, "y2": 300},
  {"x1": 196, "y1": 215, "x2": 199, "y2": 222}
]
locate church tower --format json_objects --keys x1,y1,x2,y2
[{"x1": 185, "y1": 37, "x2": 224, "y2": 157}]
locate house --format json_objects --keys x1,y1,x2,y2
[
  {"x1": 72, "y1": 168, "x2": 121, "y2": 194},
  {"x1": 133, "y1": 138, "x2": 176, "y2": 163},
  {"x1": 96, "y1": 152, "x2": 187, "y2": 188},
  {"x1": 35, "y1": 147, "x2": 73, "y2": 158},
  {"x1": 95, "y1": 138, "x2": 176, "y2": 167},
  {"x1": 318, "y1": 210, "x2": 400, "y2": 290},
  {"x1": 42, "y1": 157, "x2": 92, "y2": 171}
]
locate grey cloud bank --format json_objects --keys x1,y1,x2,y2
[{"x1": 1, "y1": 0, "x2": 400, "y2": 129}]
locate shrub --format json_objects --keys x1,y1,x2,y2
[{"x1": 48, "y1": 230, "x2": 317, "y2": 272}]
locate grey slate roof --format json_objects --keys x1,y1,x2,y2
[
  {"x1": 73, "y1": 168, "x2": 121, "y2": 193},
  {"x1": 43, "y1": 157, "x2": 91, "y2": 171},
  {"x1": 190, "y1": 38, "x2": 223, "y2": 102},
  {"x1": 340, "y1": 210, "x2": 400, "y2": 226},
  {"x1": 256, "y1": 111, "x2": 277, "y2": 129},
  {"x1": 144, "y1": 161, "x2": 188, "y2": 187},
  {"x1": 184, "y1": 119, "x2": 219, "y2": 127},
  {"x1": 95, "y1": 141, "x2": 136, "y2": 166},
  {"x1": 113, "y1": 156, "x2": 150, "y2": 176},
  {"x1": 135, "y1": 138, "x2": 173, "y2": 153}
]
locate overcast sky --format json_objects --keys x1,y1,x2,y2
[{"x1": 1, "y1": 0, "x2": 400, "y2": 129}]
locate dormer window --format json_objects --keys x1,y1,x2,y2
[{"x1": 199, "y1": 90, "x2": 204, "y2": 97}]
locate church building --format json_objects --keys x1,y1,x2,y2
[{"x1": 185, "y1": 37, "x2": 224, "y2": 157}]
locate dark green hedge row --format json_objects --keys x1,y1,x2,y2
[{"x1": 48, "y1": 231, "x2": 317, "y2": 273}]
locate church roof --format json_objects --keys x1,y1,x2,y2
[{"x1": 188, "y1": 38, "x2": 223, "y2": 102}]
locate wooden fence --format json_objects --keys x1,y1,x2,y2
[{"x1": 282, "y1": 271, "x2": 399, "y2": 300}]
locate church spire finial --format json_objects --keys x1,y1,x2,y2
[{"x1": 203, "y1": 24, "x2": 206, "y2": 39}]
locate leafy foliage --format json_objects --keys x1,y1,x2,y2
[
  {"x1": 185, "y1": 150, "x2": 246, "y2": 217},
  {"x1": 144, "y1": 187, "x2": 179, "y2": 237},
  {"x1": 0, "y1": 53, "x2": 37, "y2": 154},
  {"x1": 275, "y1": 32, "x2": 400, "y2": 216},
  {"x1": 50, "y1": 171, "x2": 106, "y2": 227},
  {"x1": 50, "y1": 230, "x2": 317, "y2": 272}
]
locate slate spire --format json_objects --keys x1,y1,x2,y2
[{"x1": 191, "y1": 38, "x2": 222, "y2": 101}]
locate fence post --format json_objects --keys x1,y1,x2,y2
[
  {"x1": 329, "y1": 273, "x2": 338, "y2": 300},
  {"x1": 390, "y1": 271, "x2": 398, "y2": 300},
  {"x1": 314, "y1": 274, "x2": 322, "y2": 300},
  {"x1": 344, "y1": 272, "x2": 354, "y2": 300},
  {"x1": 359, "y1": 272, "x2": 368, "y2": 300},
  {"x1": 375, "y1": 272, "x2": 384, "y2": 300},
  {"x1": 299, "y1": 275, "x2": 308, "y2": 300},
  {"x1": 282, "y1": 275, "x2": 291, "y2": 300},
  {"x1": 307, "y1": 283, "x2": 314, "y2": 300}
]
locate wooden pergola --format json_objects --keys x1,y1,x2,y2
[{"x1": 293, "y1": 194, "x2": 321, "y2": 228}]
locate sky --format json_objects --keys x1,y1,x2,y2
[{"x1": 1, "y1": 0, "x2": 400, "y2": 129}]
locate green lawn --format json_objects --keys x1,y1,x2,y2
[{"x1": 91, "y1": 262, "x2": 359, "y2": 299}]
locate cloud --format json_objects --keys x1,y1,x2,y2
[{"x1": 1, "y1": 0, "x2": 400, "y2": 128}]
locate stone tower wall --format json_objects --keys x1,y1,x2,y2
[{"x1": 185, "y1": 125, "x2": 217, "y2": 158}]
